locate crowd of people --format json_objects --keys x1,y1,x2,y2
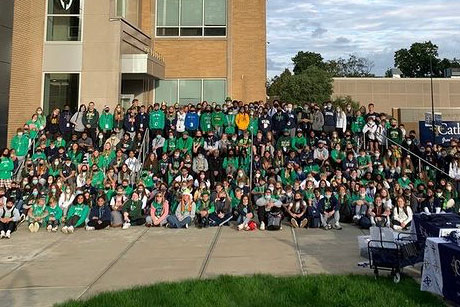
[{"x1": 0, "y1": 98, "x2": 459, "y2": 239}]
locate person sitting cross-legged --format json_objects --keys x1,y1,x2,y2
[
  {"x1": 146, "y1": 192, "x2": 169, "y2": 227},
  {"x1": 287, "y1": 191, "x2": 308, "y2": 228},
  {"x1": 167, "y1": 191, "x2": 196, "y2": 229},
  {"x1": 62, "y1": 193, "x2": 89, "y2": 234},
  {"x1": 209, "y1": 190, "x2": 232, "y2": 227},
  {"x1": 86, "y1": 196, "x2": 111, "y2": 231},
  {"x1": 122, "y1": 192, "x2": 146, "y2": 229}
]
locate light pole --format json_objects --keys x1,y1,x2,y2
[{"x1": 430, "y1": 55, "x2": 436, "y2": 145}]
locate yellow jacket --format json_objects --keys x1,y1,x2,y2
[{"x1": 235, "y1": 113, "x2": 250, "y2": 130}]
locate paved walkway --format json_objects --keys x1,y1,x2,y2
[{"x1": 0, "y1": 223, "x2": 377, "y2": 306}]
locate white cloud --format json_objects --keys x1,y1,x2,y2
[{"x1": 267, "y1": 0, "x2": 460, "y2": 77}]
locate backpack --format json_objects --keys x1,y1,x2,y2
[{"x1": 359, "y1": 216, "x2": 372, "y2": 229}]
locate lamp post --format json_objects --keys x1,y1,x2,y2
[{"x1": 430, "y1": 55, "x2": 436, "y2": 145}]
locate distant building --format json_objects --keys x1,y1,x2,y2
[{"x1": 444, "y1": 68, "x2": 460, "y2": 79}]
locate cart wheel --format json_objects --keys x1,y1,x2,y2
[
  {"x1": 393, "y1": 272, "x2": 401, "y2": 283},
  {"x1": 374, "y1": 269, "x2": 379, "y2": 279}
]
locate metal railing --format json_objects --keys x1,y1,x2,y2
[
  {"x1": 136, "y1": 129, "x2": 150, "y2": 181},
  {"x1": 370, "y1": 130, "x2": 451, "y2": 178}
]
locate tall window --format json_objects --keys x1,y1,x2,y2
[
  {"x1": 155, "y1": 79, "x2": 226, "y2": 104},
  {"x1": 156, "y1": 0, "x2": 226, "y2": 37},
  {"x1": 43, "y1": 73, "x2": 80, "y2": 114},
  {"x1": 46, "y1": 0, "x2": 81, "y2": 41}
]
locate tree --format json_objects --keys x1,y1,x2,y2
[
  {"x1": 327, "y1": 55, "x2": 375, "y2": 77},
  {"x1": 267, "y1": 69, "x2": 292, "y2": 97},
  {"x1": 292, "y1": 51, "x2": 326, "y2": 75},
  {"x1": 278, "y1": 66, "x2": 333, "y2": 104},
  {"x1": 394, "y1": 41, "x2": 440, "y2": 77}
]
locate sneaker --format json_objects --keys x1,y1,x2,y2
[
  {"x1": 323, "y1": 225, "x2": 329, "y2": 230},
  {"x1": 122, "y1": 223, "x2": 131, "y2": 230},
  {"x1": 333, "y1": 224, "x2": 342, "y2": 230},
  {"x1": 237, "y1": 224, "x2": 244, "y2": 231},
  {"x1": 5, "y1": 230, "x2": 11, "y2": 239},
  {"x1": 0, "y1": 230, "x2": 5, "y2": 239},
  {"x1": 291, "y1": 218, "x2": 299, "y2": 228},
  {"x1": 61, "y1": 226, "x2": 68, "y2": 234},
  {"x1": 260, "y1": 221, "x2": 265, "y2": 231},
  {"x1": 33, "y1": 222, "x2": 40, "y2": 233},
  {"x1": 185, "y1": 223, "x2": 189, "y2": 229},
  {"x1": 300, "y1": 218, "x2": 308, "y2": 229},
  {"x1": 85, "y1": 226, "x2": 95, "y2": 231},
  {"x1": 280, "y1": 226, "x2": 283, "y2": 230},
  {"x1": 244, "y1": 225, "x2": 250, "y2": 231},
  {"x1": 52, "y1": 226, "x2": 58, "y2": 232},
  {"x1": 165, "y1": 223, "x2": 170, "y2": 228},
  {"x1": 47, "y1": 225, "x2": 52, "y2": 232},
  {"x1": 393, "y1": 225, "x2": 402, "y2": 231},
  {"x1": 29, "y1": 223, "x2": 35, "y2": 232},
  {"x1": 68, "y1": 226, "x2": 74, "y2": 233}
]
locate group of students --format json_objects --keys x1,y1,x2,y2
[{"x1": 1, "y1": 98, "x2": 460, "y2": 240}]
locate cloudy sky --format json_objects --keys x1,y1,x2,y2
[{"x1": 267, "y1": 0, "x2": 460, "y2": 78}]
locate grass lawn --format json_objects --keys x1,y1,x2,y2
[{"x1": 56, "y1": 274, "x2": 444, "y2": 307}]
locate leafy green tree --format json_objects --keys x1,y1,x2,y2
[
  {"x1": 292, "y1": 51, "x2": 326, "y2": 75},
  {"x1": 394, "y1": 41, "x2": 440, "y2": 77},
  {"x1": 328, "y1": 55, "x2": 374, "y2": 77},
  {"x1": 279, "y1": 66, "x2": 333, "y2": 104},
  {"x1": 267, "y1": 69, "x2": 292, "y2": 97}
]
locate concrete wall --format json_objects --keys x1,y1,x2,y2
[
  {"x1": 333, "y1": 78, "x2": 460, "y2": 114},
  {"x1": 0, "y1": 0, "x2": 14, "y2": 147}
]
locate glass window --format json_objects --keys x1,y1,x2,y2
[
  {"x1": 179, "y1": 80, "x2": 202, "y2": 105},
  {"x1": 46, "y1": 16, "x2": 81, "y2": 41},
  {"x1": 155, "y1": 80, "x2": 178, "y2": 104},
  {"x1": 46, "y1": 0, "x2": 81, "y2": 41},
  {"x1": 43, "y1": 73, "x2": 79, "y2": 115},
  {"x1": 203, "y1": 80, "x2": 226, "y2": 103},
  {"x1": 204, "y1": 28, "x2": 226, "y2": 36},
  {"x1": 180, "y1": 28, "x2": 202, "y2": 36},
  {"x1": 48, "y1": 0, "x2": 80, "y2": 15},
  {"x1": 181, "y1": 0, "x2": 202, "y2": 26},
  {"x1": 157, "y1": 0, "x2": 179, "y2": 26},
  {"x1": 205, "y1": 0, "x2": 226, "y2": 26},
  {"x1": 156, "y1": 0, "x2": 226, "y2": 37}
]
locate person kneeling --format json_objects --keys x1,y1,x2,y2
[
  {"x1": 167, "y1": 192, "x2": 195, "y2": 229},
  {"x1": 86, "y1": 196, "x2": 111, "y2": 230},
  {"x1": 122, "y1": 192, "x2": 146, "y2": 230},
  {"x1": 0, "y1": 199, "x2": 20, "y2": 239}
]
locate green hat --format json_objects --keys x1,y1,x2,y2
[
  {"x1": 225, "y1": 97, "x2": 232, "y2": 101},
  {"x1": 201, "y1": 190, "x2": 210, "y2": 196}
]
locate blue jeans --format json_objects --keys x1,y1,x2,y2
[{"x1": 167, "y1": 215, "x2": 191, "y2": 228}]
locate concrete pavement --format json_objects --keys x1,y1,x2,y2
[{"x1": 0, "y1": 223, "x2": 378, "y2": 306}]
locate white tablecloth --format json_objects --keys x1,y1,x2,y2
[{"x1": 421, "y1": 237, "x2": 446, "y2": 297}]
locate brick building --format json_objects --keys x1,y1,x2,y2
[{"x1": 7, "y1": 0, "x2": 267, "y2": 141}]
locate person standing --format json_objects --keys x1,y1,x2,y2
[{"x1": 82, "y1": 102, "x2": 99, "y2": 142}]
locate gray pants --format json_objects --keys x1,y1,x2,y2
[{"x1": 320, "y1": 211, "x2": 340, "y2": 227}]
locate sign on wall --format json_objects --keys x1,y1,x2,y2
[
  {"x1": 59, "y1": 0, "x2": 74, "y2": 10},
  {"x1": 419, "y1": 121, "x2": 460, "y2": 145},
  {"x1": 425, "y1": 112, "x2": 442, "y2": 127}
]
